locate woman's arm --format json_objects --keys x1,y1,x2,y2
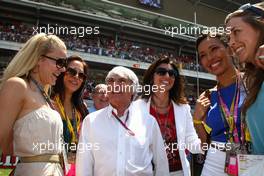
[
  {"x1": 0, "y1": 77, "x2": 26, "y2": 154},
  {"x1": 193, "y1": 91, "x2": 211, "y2": 149}
]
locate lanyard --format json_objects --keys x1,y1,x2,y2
[
  {"x1": 111, "y1": 111, "x2": 135, "y2": 136},
  {"x1": 55, "y1": 95, "x2": 80, "y2": 144},
  {"x1": 217, "y1": 79, "x2": 240, "y2": 143},
  {"x1": 30, "y1": 77, "x2": 55, "y2": 109},
  {"x1": 71, "y1": 108, "x2": 78, "y2": 141}
]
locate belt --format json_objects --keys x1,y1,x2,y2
[
  {"x1": 210, "y1": 143, "x2": 226, "y2": 152},
  {"x1": 20, "y1": 154, "x2": 61, "y2": 163}
]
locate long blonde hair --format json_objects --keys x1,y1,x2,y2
[{"x1": 0, "y1": 33, "x2": 66, "y2": 88}]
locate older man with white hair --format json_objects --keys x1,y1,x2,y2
[{"x1": 76, "y1": 66, "x2": 169, "y2": 176}]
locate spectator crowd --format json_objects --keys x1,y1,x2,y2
[{"x1": 0, "y1": 22, "x2": 206, "y2": 72}]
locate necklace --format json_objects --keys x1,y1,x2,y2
[{"x1": 30, "y1": 76, "x2": 54, "y2": 109}]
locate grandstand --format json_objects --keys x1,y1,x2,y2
[
  {"x1": 2, "y1": 0, "x2": 262, "y2": 174},
  {"x1": 11, "y1": 0, "x2": 263, "y2": 114},
  {"x1": 0, "y1": 0, "x2": 218, "y2": 98}
]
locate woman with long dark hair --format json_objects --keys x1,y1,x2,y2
[
  {"x1": 52, "y1": 55, "x2": 89, "y2": 176},
  {"x1": 194, "y1": 33, "x2": 247, "y2": 176},
  {"x1": 225, "y1": 2, "x2": 264, "y2": 155},
  {"x1": 135, "y1": 57, "x2": 202, "y2": 176}
]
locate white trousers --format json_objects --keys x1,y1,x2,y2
[{"x1": 201, "y1": 142, "x2": 228, "y2": 176}]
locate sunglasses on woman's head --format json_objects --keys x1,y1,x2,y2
[
  {"x1": 42, "y1": 55, "x2": 67, "y2": 69},
  {"x1": 66, "y1": 67, "x2": 87, "y2": 80},
  {"x1": 239, "y1": 3, "x2": 264, "y2": 18},
  {"x1": 155, "y1": 67, "x2": 178, "y2": 77}
]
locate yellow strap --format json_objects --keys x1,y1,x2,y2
[
  {"x1": 203, "y1": 122, "x2": 212, "y2": 134},
  {"x1": 193, "y1": 119, "x2": 212, "y2": 134},
  {"x1": 245, "y1": 127, "x2": 251, "y2": 142},
  {"x1": 54, "y1": 95, "x2": 81, "y2": 143},
  {"x1": 193, "y1": 119, "x2": 203, "y2": 124}
]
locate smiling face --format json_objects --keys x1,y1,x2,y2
[
  {"x1": 227, "y1": 17, "x2": 260, "y2": 63},
  {"x1": 153, "y1": 63, "x2": 175, "y2": 93},
  {"x1": 38, "y1": 48, "x2": 67, "y2": 86},
  {"x1": 106, "y1": 74, "x2": 134, "y2": 108},
  {"x1": 198, "y1": 37, "x2": 233, "y2": 76},
  {"x1": 63, "y1": 60, "x2": 85, "y2": 94}
]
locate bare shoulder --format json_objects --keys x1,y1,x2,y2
[
  {"x1": 0, "y1": 77, "x2": 29, "y2": 151},
  {"x1": 0, "y1": 77, "x2": 28, "y2": 97},
  {"x1": 3, "y1": 77, "x2": 28, "y2": 89}
]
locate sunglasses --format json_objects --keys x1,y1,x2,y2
[
  {"x1": 155, "y1": 67, "x2": 178, "y2": 77},
  {"x1": 239, "y1": 3, "x2": 264, "y2": 18},
  {"x1": 66, "y1": 67, "x2": 87, "y2": 80},
  {"x1": 42, "y1": 55, "x2": 67, "y2": 69}
]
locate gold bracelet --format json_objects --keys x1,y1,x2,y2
[
  {"x1": 193, "y1": 119, "x2": 212, "y2": 134},
  {"x1": 193, "y1": 119, "x2": 203, "y2": 124}
]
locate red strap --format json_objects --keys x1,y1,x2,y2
[{"x1": 112, "y1": 111, "x2": 135, "y2": 136}]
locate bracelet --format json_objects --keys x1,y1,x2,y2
[
  {"x1": 193, "y1": 119, "x2": 203, "y2": 124},
  {"x1": 193, "y1": 119, "x2": 212, "y2": 134}
]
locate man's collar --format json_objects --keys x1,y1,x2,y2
[{"x1": 107, "y1": 104, "x2": 130, "y2": 118}]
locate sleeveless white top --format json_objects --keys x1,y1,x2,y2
[{"x1": 13, "y1": 107, "x2": 64, "y2": 176}]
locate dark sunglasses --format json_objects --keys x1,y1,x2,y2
[
  {"x1": 155, "y1": 67, "x2": 178, "y2": 77},
  {"x1": 42, "y1": 55, "x2": 67, "y2": 69},
  {"x1": 66, "y1": 67, "x2": 87, "y2": 80},
  {"x1": 239, "y1": 3, "x2": 264, "y2": 18}
]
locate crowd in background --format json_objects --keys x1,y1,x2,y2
[
  {"x1": 0, "y1": 22, "x2": 206, "y2": 72},
  {"x1": 1, "y1": 2, "x2": 264, "y2": 176},
  {"x1": 0, "y1": 22, "x2": 200, "y2": 106}
]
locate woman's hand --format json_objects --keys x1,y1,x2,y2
[
  {"x1": 193, "y1": 90, "x2": 211, "y2": 121},
  {"x1": 255, "y1": 45, "x2": 264, "y2": 70}
]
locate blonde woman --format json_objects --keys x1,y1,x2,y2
[{"x1": 0, "y1": 33, "x2": 67, "y2": 176}]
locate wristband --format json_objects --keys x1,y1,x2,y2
[{"x1": 193, "y1": 118, "x2": 212, "y2": 134}]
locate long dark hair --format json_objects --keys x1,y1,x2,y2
[
  {"x1": 142, "y1": 57, "x2": 187, "y2": 105},
  {"x1": 225, "y1": 4, "x2": 264, "y2": 115},
  {"x1": 52, "y1": 55, "x2": 89, "y2": 117}
]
